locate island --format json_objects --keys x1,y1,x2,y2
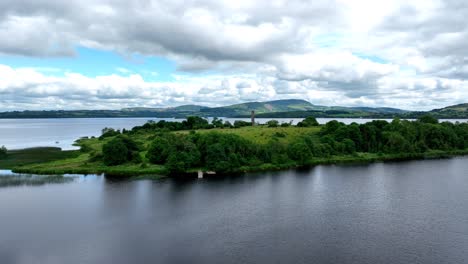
[{"x1": 1, "y1": 115, "x2": 467, "y2": 178}]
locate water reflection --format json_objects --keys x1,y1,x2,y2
[{"x1": 0, "y1": 158, "x2": 468, "y2": 264}]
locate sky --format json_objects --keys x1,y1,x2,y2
[{"x1": 0, "y1": 0, "x2": 467, "y2": 111}]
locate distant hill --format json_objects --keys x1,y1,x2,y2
[
  {"x1": 429, "y1": 103, "x2": 468, "y2": 118},
  {"x1": 346, "y1": 107, "x2": 408, "y2": 114},
  {"x1": 122, "y1": 104, "x2": 208, "y2": 112},
  {"x1": 0, "y1": 99, "x2": 465, "y2": 119},
  {"x1": 201, "y1": 99, "x2": 321, "y2": 116}
]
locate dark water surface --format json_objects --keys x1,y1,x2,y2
[{"x1": 1, "y1": 157, "x2": 468, "y2": 264}]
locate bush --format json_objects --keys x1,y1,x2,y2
[
  {"x1": 102, "y1": 136, "x2": 140, "y2": 166},
  {"x1": 99, "y1": 127, "x2": 120, "y2": 139},
  {"x1": 0, "y1": 145, "x2": 7, "y2": 159},
  {"x1": 147, "y1": 136, "x2": 172, "y2": 164},
  {"x1": 288, "y1": 140, "x2": 312, "y2": 165},
  {"x1": 418, "y1": 115, "x2": 439, "y2": 124},
  {"x1": 234, "y1": 120, "x2": 251, "y2": 128},
  {"x1": 102, "y1": 138, "x2": 129, "y2": 166},
  {"x1": 297, "y1": 116, "x2": 319, "y2": 127},
  {"x1": 211, "y1": 117, "x2": 224, "y2": 128},
  {"x1": 224, "y1": 121, "x2": 233, "y2": 128},
  {"x1": 266, "y1": 120, "x2": 279, "y2": 127}
]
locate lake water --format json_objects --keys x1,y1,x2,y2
[
  {"x1": 1, "y1": 157, "x2": 468, "y2": 264},
  {"x1": 1, "y1": 118, "x2": 467, "y2": 150}
]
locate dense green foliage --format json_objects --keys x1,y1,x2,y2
[
  {"x1": 266, "y1": 120, "x2": 279, "y2": 127},
  {"x1": 125, "y1": 116, "x2": 468, "y2": 174},
  {"x1": 102, "y1": 136, "x2": 140, "y2": 166},
  {"x1": 297, "y1": 116, "x2": 319, "y2": 127},
  {"x1": 131, "y1": 116, "x2": 213, "y2": 133},
  {"x1": 99, "y1": 127, "x2": 121, "y2": 139},
  {"x1": 0, "y1": 146, "x2": 7, "y2": 159}
]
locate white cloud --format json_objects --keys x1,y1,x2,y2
[{"x1": 0, "y1": 0, "x2": 468, "y2": 110}]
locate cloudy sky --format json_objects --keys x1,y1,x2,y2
[{"x1": 1, "y1": 0, "x2": 467, "y2": 111}]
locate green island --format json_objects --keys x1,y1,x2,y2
[{"x1": 1, "y1": 115, "x2": 467, "y2": 179}]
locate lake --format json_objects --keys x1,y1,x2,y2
[
  {"x1": 1, "y1": 157, "x2": 468, "y2": 263},
  {"x1": 1, "y1": 118, "x2": 467, "y2": 150}
]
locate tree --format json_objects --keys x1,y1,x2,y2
[
  {"x1": 0, "y1": 145, "x2": 7, "y2": 159},
  {"x1": 99, "y1": 127, "x2": 120, "y2": 139},
  {"x1": 287, "y1": 140, "x2": 312, "y2": 165},
  {"x1": 163, "y1": 135, "x2": 201, "y2": 174},
  {"x1": 102, "y1": 138, "x2": 129, "y2": 166},
  {"x1": 418, "y1": 115, "x2": 439, "y2": 124},
  {"x1": 147, "y1": 136, "x2": 172, "y2": 164},
  {"x1": 297, "y1": 116, "x2": 319, "y2": 127},
  {"x1": 211, "y1": 117, "x2": 224, "y2": 128},
  {"x1": 183, "y1": 116, "x2": 209, "y2": 129},
  {"x1": 383, "y1": 132, "x2": 412, "y2": 153},
  {"x1": 102, "y1": 136, "x2": 140, "y2": 166},
  {"x1": 224, "y1": 121, "x2": 233, "y2": 128},
  {"x1": 342, "y1": 139, "x2": 356, "y2": 154}
]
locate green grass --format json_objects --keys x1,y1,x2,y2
[
  {"x1": 13, "y1": 153, "x2": 167, "y2": 176},
  {"x1": 177, "y1": 126, "x2": 322, "y2": 145},
  {"x1": 0, "y1": 147, "x2": 80, "y2": 169}
]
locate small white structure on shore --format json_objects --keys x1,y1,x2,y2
[{"x1": 197, "y1": 171, "x2": 216, "y2": 179}]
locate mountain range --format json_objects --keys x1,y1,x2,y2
[{"x1": 0, "y1": 99, "x2": 466, "y2": 119}]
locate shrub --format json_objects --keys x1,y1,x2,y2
[
  {"x1": 297, "y1": 116, "x2": 319, "y2": 127},
  {"x1": 147, "y1": 136, "x2": 172, "y2": 164},
  {"x1": 102, "y1": 136, "x2": 140, "y2": 166},
  {"x1": 99, "y1": 127, "x2": 120, "y2": 139},
  {"x1": 102, "y1": 138, "x2": 128, "y2": 166},
  {"x1": 234, "y1": 120, "x2": 251, "y2": 128},
  {"x1": 418, "y1": 115, "x2": 439, "y2": 124},
  {"x1": 288, "y1": 140, "x2": 312, "y2": 165},
  {"x1": 266, "y1": 120, "x2": 279, "y2": 127}
]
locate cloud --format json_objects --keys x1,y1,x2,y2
[{"x1": 1, "y1": 0, "x2": 468, "y2": 110}]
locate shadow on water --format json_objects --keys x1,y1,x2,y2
[{"x1": 0, "y1": 174, "x2": 74, "y2": 187}]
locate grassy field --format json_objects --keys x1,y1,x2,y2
[{"x1": 177, "y1": 126, "x2": 322, "y2": 144}]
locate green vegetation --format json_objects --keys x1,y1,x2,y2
[
  {"x1": 3, "y1": 115, "x2": 467, "y2": 177},
  {"x1": 297, "y1": 116, "x2": 319, "y2": 127},
  {"x1": 0, "y1": 145, "x2": 7, "y2": 159},
  {"x1": 0, "y1": 147, "x2": 79, "y2": 169}
]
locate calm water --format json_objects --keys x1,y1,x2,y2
[
  {"x1": 1, "y1": 157, "x2": 468, "y2": 264},
  {"x1": 0, "y1": 118, "x2": 466, "y2": 150}
]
